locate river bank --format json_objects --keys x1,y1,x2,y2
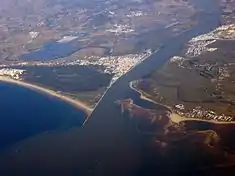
[
  {"x1": 129, "y1": 80, "x2": 172, "y2": 109},
  {"x1": 0, "y1": 0, "x2": 223, "y2": 174},
  {"x1": 0, "y1": 76, "x2": 93, "y2": 116},
  {"x1": 129, "y1": 80, "x2": 235, "y2": 125}
]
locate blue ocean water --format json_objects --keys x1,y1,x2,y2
[{"x1": 0, "y1": 83, "x2": 86, "y2": 149}]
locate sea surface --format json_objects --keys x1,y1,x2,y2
[
  {"x1": 0, "y1": 0, "x2": 222, "y2": 174},
  {"x1": 0, "y1": 83, "x2": 86, "y2": 149}
]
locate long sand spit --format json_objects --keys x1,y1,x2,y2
[{"x1": 0, "y1": 76, "x2": 93, "y2": 117}]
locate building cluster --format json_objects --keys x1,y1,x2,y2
[
  {"x1": 215, "y1": 24, "x2": 235, "y2": 39},
  {"x1": 106, "y1": 24, "x2": 134, "y2": 34},
  {"x1": 73, "y1": 49, "x2": 152, "y2": 83},
  {"x1": 29, "y1": 31, "x2": 40, "y2": 39},
  {"x1": 0, "y1": 49, "x2": 152, "y2": 85},
  {"x1": 186, "y1": 39, "x2": 216, "y2": 57},
  {"x1": 127, "y1": 11, "x2": 144, "y2": 17},
  {"x1": 174, "y1": 104, "x2": 234, "y2": 122},
  {"x1": 190, "y1": 24, "x2": 235, "y2": 43},
  {"x1": 0, "y1": 68, "x2": 25, "y2": 80},
  {"x1": 185, "y1": 24, "x2": 235, "y2": 57},
  {"x1": 169, "y1": 56, "x2": 186, "y2": 63}
]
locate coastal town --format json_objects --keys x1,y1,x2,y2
[
  {"x1": 132, "y1": 23, "x2": 235, "y2": 124},
  {"x1": 0, "y1": 68, "x2": 25, "y2": 80},
  {"x1": 130, "y1": 79, "x2": 235, "y2": 124},
  {"x1": 0, "y1": 49, "x2": 152, "y2": 84},
  {"x1": 174, "y1": 104, "x2": 234, "y2": 122},
  {"x1": 70, "y1": 49, "x2": 152, "y2": 83},
  {"x1": 0, "y1": 0, "x2": 234, "y2": 119},
  {"x1": 171, "y1": 24, "x2": 235, "y2": 123},
  {"x1": 185, "y1": 24, "x2": 235, "y2": 57},
  {"x1": 3, "y1": 23, "x2": 235, "y2": 86},
  {"x1": 2, "y1": 0, "x2": 235, "y2": 175},
  {"x1": 0, "y1": 0, "x2": 200, "y2": 110}
]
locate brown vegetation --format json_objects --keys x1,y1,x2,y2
[{"x1": 116, "y1": 98, "x2": 235, "y2": 172}]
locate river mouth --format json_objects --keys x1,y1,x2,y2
[{"x1": 0, "y1": 0, "x2": 223, "y2": 174}]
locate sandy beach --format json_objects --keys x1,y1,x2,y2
[{"x1": 0, "y1": 76, "x2": 93, "y2": 116}]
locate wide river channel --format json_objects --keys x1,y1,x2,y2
[{"x1": 0, "y1": 0, "x2": 221, "y2": 175}]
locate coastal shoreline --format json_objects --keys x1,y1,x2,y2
[
  {"x1": 129, "y1": 80, "x2": 235, "y2": 125},
  {"x1": 0, "y1": 76, "x2": 93, "y2": 117},
  {"x1": 129, "y1": 80, "x2": 170, "y2": 108}
]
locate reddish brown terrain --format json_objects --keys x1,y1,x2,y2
[{"x1": 116, "y1": 98, "x2": 235, "y2": 173}]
